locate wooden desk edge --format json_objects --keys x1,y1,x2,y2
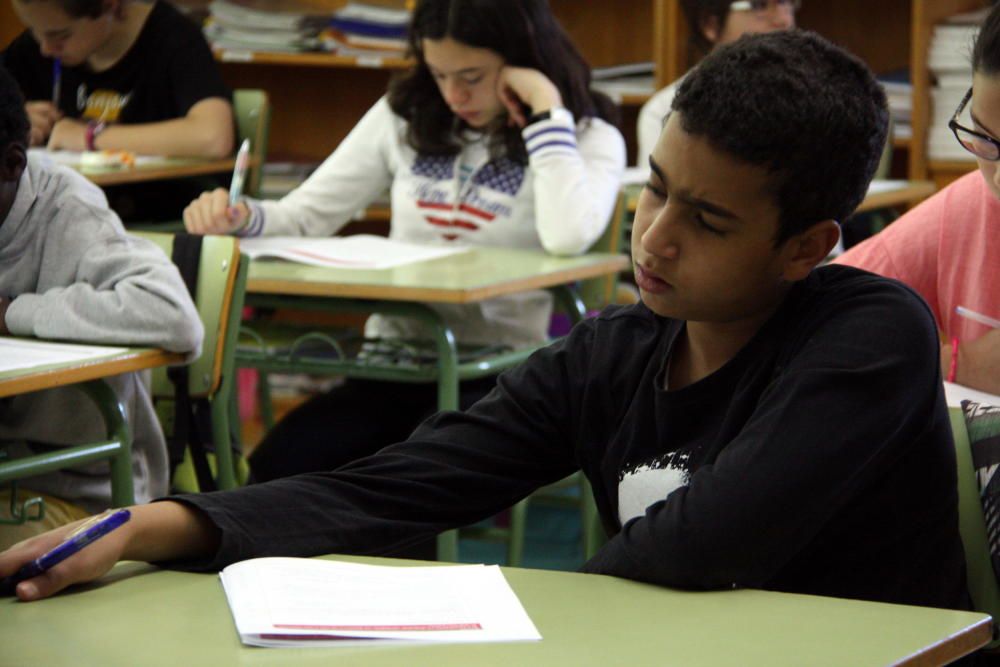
[
  {"x1": 897, "y1": 615, "x2": 992, "y2": 666},
  {"x1": 0, "y1": 349, "x2": 183, "y2": 397},
  {"x1": 247, "y1": 255, "x2": 631, "y2": 304},
  {"x1": 854, "y1": 181, "x2": 936, "y2": 214},
  {"x1": 84, "y1": 157, "x2": 256, "y2": 187}
]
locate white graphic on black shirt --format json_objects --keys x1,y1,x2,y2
[{"x1": 617, "y1": 450, "x2": 692, "y2": 526}]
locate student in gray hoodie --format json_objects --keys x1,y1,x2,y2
[{"x1": 0, "y1": 67, "x2": 203, "y2": 549}]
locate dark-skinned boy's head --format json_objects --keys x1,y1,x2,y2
[
  {"x1": 671, "y1": 30, "x2": 889, "y2": 245},
  {"x1": 0, "y1": 67, "x2": 30, "y2": 223}
]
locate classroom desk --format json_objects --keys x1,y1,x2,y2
[
  {"x1": 239, "y1": 247, "x2": 629, "y2": 411},
  {"x1": 80, "y1": 157, "x2": 241, "y2": 187},
  {"x1": 0, "y1": 554, "x2": 989, "y2": 666},
  {"x1": 27, "y1": 148, "x2": 246, "y2": 187},
  {"x1": 0, "y1": 347, "x2": 181, "y2": 398},
  {"x1": 0, "y1": 346, "x2": 182, "y2": 506},
  {"x1": 624, "y1": 179, "x2": 937, "y2": 215}
]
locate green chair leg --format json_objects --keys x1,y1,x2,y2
[{"x1": 506, "y1": 498, "x2": 529, "y2": 567}]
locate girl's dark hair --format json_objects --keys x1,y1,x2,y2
[
  {"x1": 17, "y1": 0, "x2": 109, "y2": 19},
  {"x1": 973, "y1": 2, "x2": 1000, "y2": 75},
  {"x1": 387, "y1": 0, "x2": 617, "y2": 161},
  {"x1": 681, "y1": 0, "x2": 734, "y2": 57}
]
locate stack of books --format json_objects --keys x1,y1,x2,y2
[
  {"x1": 926, "y1": 8, "x2": 989, "y2": 162},
  {"x1": 322, "y1": 2, "x2": 411, "y2": 59},
  {"x1": 204, "y1": 0, "x2": 334, "y2": 53},
  {"x1": 878, "y1": 72, "x2": 912, "y2": 141}
]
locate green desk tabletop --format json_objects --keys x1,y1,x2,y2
[
  {"x1": 0, "y1": 555, "x2": 988, "y2": 666},
  {"x1": 246, "y1": 247, "x2": 630, "y2": 304}
]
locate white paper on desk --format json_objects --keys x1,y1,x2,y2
[
  {"x1": 944, "y1": 381, "x2": 1000, "y2": 408},
  {"x1": 0, "y1": 338, "x2": 127, "y2": 373},
  {"x1": 866, "y1": 179, "x2": 908, "y2": 195},
  {"x1": 219, "y1": 557, "x2": 541, "y2": 648},
  {"x1": 27, "y1": 147, "x2": 162, "y2": 168},
  {"x1": 238, "y1": 235, "x2": 468, "y2": 270}
]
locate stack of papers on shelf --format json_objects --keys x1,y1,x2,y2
[
  {"x1": 219, "y1": 558, "x2": 541, "y2": 648},
  {"x1": 0, "y1": 338, "x2": 127, "y2": 374},
  {"x1": 239, "y1": 234, "x2": 468, "y2": 269},
  {"x1": 205, "y1": 0, "x2": 333, "y2": 53},
  {"x1": 590, "y1": 62, "x2": 655, "y2": 104},
  {"x1": 926, "y1": 9, "x2": 987, "y2": 162},
  {"x1": 878, "y1": 70, "x2": 912, "y2": 141},
  {"x1": 322, "y1": 1, "x2": 411, "y2": 58}
]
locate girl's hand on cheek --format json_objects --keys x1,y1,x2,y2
[{"x1": 497, "y1": 67, "x2": 563, "y2": 128}]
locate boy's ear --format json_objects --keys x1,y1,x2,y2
[
  {"x1": 0, "y1": 143, "x2": 28, "y2": 184},
  {"x1": 779, "y1": 220, "x2": 840, "y2": 282}
]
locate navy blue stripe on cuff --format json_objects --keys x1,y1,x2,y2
[
  {"x1": 524, "y1": 125, "x2": 575, "y2": 143},
  {"x1": 528, "y1": 140, "x2": 579, "y2": 155}
]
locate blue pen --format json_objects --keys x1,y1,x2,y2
[
  {"x1": 0, "y1": 508, "x2": 130, "y2": 596},
  {"x1": 52, "y1": 58, "x2": 62, "y2": 110}
]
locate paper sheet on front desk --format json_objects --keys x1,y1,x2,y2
[
  {"x1": 0, "y1": 338, "x2": 127, "y2": 373},
  {"x1": 219, "y1": 557, "x2": 541, "y2": 647},
  {"x1": 27, "y1": 147, "x2": 162, "y2": 167},
  {"x1": 238, "y1": 234, "x2": 468, "y2": 270},
  {"x1": 944, "y1": 381, "x2": 1000, "y2": 408}
]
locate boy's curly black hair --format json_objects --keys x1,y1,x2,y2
[
  {"x1": 0, "y1": 67, "x2": 31, "y2": 149},
  {"x1": 16, "y1": 0, "x2": 107, "y2": 19},
  {"x1": 672, "y1": 30, "x2": 889, "y2": 244}
]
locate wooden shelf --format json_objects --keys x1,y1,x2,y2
[
  {"x1": 214, "y1": 49, "x2": 411, "y2": 70},
  {"x1": 619, "y1": 93, "x2": 653, "y2": 106}
]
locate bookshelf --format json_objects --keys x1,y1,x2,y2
[{"x1": 910, "y1": 0, "x2": 985, "y2": 188}]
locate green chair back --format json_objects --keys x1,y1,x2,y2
[
  {"x1": 578, "y1": 190, "x2": 628, "y2": 312},
  {"x1": 132, "y1": 232, "x2": 248, "y2": 490},
  {"x1": 232, "y1": 89, "x2": 271, "y2": 199},
  {"x1": 950, "y1": 406, "x2": 1000, "y2": 647}
]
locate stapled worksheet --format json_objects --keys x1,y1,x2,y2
[{"x1": 219, "y1": 557, "x2": 541, "y2": 648}]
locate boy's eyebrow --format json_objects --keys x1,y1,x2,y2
[
  {"x1": 971, "y1": 110, "x2": 1000, "y2": 139},
  {"x1": 647, "y1": 155, "x2": 741, "y2": 222}
]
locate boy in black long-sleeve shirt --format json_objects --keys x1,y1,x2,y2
[{"x1": 0, "y1": 30, "x2": 969, "y2": 611}]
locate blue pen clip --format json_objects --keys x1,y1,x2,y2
[{"x1": 0, "y1": 508, "x2": 130, "y2": 596}]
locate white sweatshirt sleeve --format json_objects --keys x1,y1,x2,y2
[
  {"x1": 522, "y1": 111, "x2": 626, "y2": 256},
  {"x1": 244, "y1": 97, "x2": 399, "y2": 238},
  {"x1": 636, "y1": 79, "x2": 682, "y2": 168}
]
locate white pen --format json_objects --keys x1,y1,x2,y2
[
  {"x1": 956, "y1": 305, "x2": 1000, "y2": 329},
  {"x1": 228, "y1": 138, "x2": 251, "y2": 209}
]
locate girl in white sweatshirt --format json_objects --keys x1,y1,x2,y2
[{"x1": 183, "y1": 0, "x2": 626, "y2": 504}]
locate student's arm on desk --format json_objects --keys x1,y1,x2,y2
[
  {"x1": 47, "y1": 98, "x2": 235, "y2": 158},
  {"x1": 4, "y1": 229, "x2": 203, "y2": 357},
  {"x1": 942, "y1": 328, "x2": 1000, "y2": 395},
  {"x1": 0, "y1": 502, "x2": 219, "y2": 601}
]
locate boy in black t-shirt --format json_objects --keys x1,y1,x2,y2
[
  {"x1": 2, "y1": 0, "x2": 233, "y2": 220},
  {"x1": 0, "y1": 31, "x2": 970, "y2": 614}
]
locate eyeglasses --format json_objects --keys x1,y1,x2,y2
[
  {"x1": 949, "y1": 87, "x2": 1000, "y2": 162},
  {"x1": 729, "y1": 0, "x2": 801, "y2": 13}
]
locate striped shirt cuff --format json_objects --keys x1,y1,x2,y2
[
  {"x1": 236, "y1": 199, "x2": 265, "y2": 238},
  {"x1": 523, "y1": 108, "x2": 577, "y2": 157}
]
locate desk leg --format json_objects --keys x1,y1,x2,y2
[{"x1": 77, "y1": 380, "x2": 134, "y2": 507}]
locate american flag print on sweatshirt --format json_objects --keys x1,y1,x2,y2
[{"x1": 412, "y1": 154, "x2": 525, "y2": 241}]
